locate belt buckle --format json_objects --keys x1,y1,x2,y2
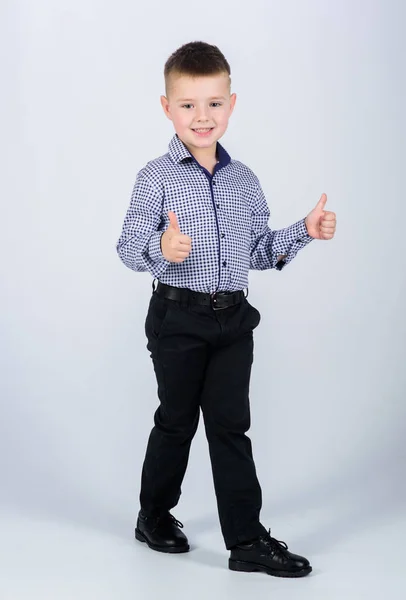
[{"x1": 211, "y1": 292, "x2": 225, "y2": 311}]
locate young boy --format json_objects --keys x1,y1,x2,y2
[{"x1": 116, "y1": 41, "x2": 336, "y2": 578}]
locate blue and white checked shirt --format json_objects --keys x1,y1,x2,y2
[{"x1": 116, "y1": 134, "x2": 314, "y2": 293}]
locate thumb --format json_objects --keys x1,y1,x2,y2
[
  {"x1": 316, "y1": 193, "x2": 327, "y2": 211},
  {"x1": 168, "y1": 211, "x2": 180, "y2": 232}
]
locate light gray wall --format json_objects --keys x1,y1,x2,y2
[{"x1": 1, "y1": 0, "x2": 405, "y2": 532}]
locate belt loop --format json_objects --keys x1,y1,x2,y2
[
  {"x1": 152, "y1": 278, "x2": 157, "y2": 293},
  {"x1": 244, "y1": 287, "x2": 249, "y2": 298}
]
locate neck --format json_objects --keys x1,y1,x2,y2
[{"x1": 184, "y1": 141, "x2": 218, "y2": 169}]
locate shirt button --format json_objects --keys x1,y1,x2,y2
[
  {"x1": 223, "y1": 260, "x2": 227, "y2": 267},
  {"x1": 221, "y1": 233, "x2": 225, "y2": 238},
  {"x1": 216, "y1": 204, "x2": 220, "y2": 209},
  {"x1": 212, "y1": 181, "x2": 216, "y2": 186}
]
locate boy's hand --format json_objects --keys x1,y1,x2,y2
[
  {"x1": 305, "y1": 194, "x2": 336, "y2": 240},
  {"x1": 161, "y1": 211, "x2": 192, "y2": 263}
]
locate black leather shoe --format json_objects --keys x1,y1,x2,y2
[
  {"x1": 229, "y1": 528, "x2": 312, "y2": 578},
  {"x1": 135, "y1": 510, "x2": 190, "y2": 553}
]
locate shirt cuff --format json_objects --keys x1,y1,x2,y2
[
  {"x1": 286, "y1": 218, "x2": 314, "y2": 244},
  {"x1": 275, "y1": 218, "x2": 314, "y2": 270},
  {"x1": 148, "y1": 231, "x2": 165, "y2": 262},
  {"x1": 147, "y1": 231, "x2": 171, "y2": 278}
]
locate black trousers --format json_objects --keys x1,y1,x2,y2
[{"x1": 139, "y1": 288, "x2": 268, "y2": 549}]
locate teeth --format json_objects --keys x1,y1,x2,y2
[{"x1": 194, "y1": 128, "x2": 211, "y2": 132}]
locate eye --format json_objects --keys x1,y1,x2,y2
[
  {"x1": 210, "y1": 102, "x2": 223, "y2": 107},
  {"x1": 182, "y1": 104, "x2": 193, "y2": 109}
]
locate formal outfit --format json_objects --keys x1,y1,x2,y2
[{"x1": 116, "y1": 135, "x2": 313, "y2": 568}]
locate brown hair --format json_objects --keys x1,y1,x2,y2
[{"x1": 164, "y1": 41, "x2": 231, "y2": 94}]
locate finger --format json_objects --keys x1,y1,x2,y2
[
  {"x1": 175, "y1": 249, "x2": 190, "y2": 258},
  {"x1": 320, "y1": 221, "x2": 336, "y2": 229},
  {"x1": 168, "y1": 211, "x2": 180, "y2": 232},
  {"x1": 322, "y1": 212, "x2": 336, "y2": 221},
  {"x1": 178, "y1": 234, "x2": 192, "y2": 244},
  {"x1": 177, "y1": 243, "x2": 192, "y2": 252},
  {"x1": 176, "y1": 240, "x2": 192, "y2": 252},
  {"x1": 316, "y1": 193, "x2": 327, "y2": 211},
  {"x1": 320, "y1": 216, "x2": 336, "y2": 226}
]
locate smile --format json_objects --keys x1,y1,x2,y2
[{"x1": 192, "y1": 127, "x2": 214, "y2": 137}]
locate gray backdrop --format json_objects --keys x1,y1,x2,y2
[{"x1": 1, "y1": 0, "x2": 405, "y2": 579}]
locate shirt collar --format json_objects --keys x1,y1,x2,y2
[{"x1": 168, "y1": 134, "x2": 231, "y2": 168}]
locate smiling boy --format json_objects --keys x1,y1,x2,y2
[{"x1": 116, "y1": 41, "x2": 336, "y2": 578}]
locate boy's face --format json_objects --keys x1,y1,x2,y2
[{"x1": 161, "y1": 73, "x2": 236, "y2": 155}]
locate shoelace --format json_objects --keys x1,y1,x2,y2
[
  {"x1": 146, "y1": 512, "x2": 184, "y2": 530},
  {"x1": 164, "y1": 514, "x2": 184, "y2": 529},
  {"x1": 261, "y1": 528, "x2": 289, "y2": 552}
]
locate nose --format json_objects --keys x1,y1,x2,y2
[{"x1": 195, "y1": 104, "x2": 209, "y2": 122}]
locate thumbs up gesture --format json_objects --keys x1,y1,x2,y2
[
  {"x1": 161, "y1": 211, "x2": 192, "y2": 263},
  {"x1": 305, "y1": 193, "x2": 336, "y2": 240}
]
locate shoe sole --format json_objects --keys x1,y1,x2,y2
[
  {"x1": 135, "y1": 528, "x2": 190, "y2": 554},
  {"x1": 229, "y1": 559, "x2": 312, "y2": 578}
]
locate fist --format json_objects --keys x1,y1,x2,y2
[
  {"x1": 161, "y1": 211, "x2": 192, "y2": 263},
  {"x1": 305, "y1": 193, "x2": 336, "y2": 240}
]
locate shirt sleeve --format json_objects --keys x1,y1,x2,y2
[
  {"x1": 249, "y1": 178, "x2": 314, "y2": 271},
  {"x1": 116, "y1": 170, "x2": 170, "y2": 277}
]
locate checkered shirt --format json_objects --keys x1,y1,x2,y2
[{"x1": 116, "y1": 134, "x2": 314, "y2": 293}]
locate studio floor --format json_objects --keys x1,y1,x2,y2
[{"x1": 0, "y1": 501, "x2": 405, "y2": 600}]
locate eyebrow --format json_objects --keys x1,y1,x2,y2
[{"x1": 176, "y1": 96, "x2": 227, "y2": 102}]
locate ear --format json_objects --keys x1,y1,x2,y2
[
  {"x1": 229, "y1": 92, "x2": 237, "y2": 115},
  {"x1": 160, "y1": 95, "x2": 172, "y2": 121}
]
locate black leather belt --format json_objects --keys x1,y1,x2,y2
[{"x1": 155, "y1": 281, "x2": 245, "y2": 311}]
